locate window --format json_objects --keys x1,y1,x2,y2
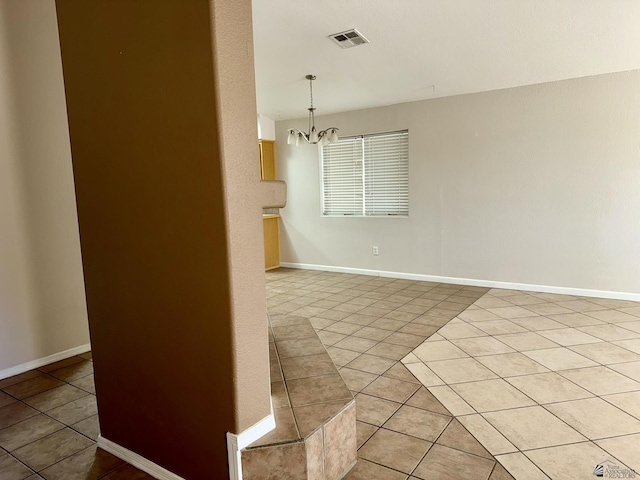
[{"x1": 321, "y1": 130, "x2": 409, "y2": 216}]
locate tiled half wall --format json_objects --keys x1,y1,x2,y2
[{"x1": 241, "y1": 316, "x2": 357, "y2": 480}]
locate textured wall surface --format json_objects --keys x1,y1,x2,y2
[
  {"x1": 277, "y1": 70, "x2": 640, "y2": 295},
  {"x1": 56, "y1": 0, "x2": 272, "y2": 477},
  {"x1": 0, "y1": 0, "x2": 89, "y2": 374}
]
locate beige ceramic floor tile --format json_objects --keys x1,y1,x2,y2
[
  {"x1": 450, "y1": 337, "x2": 515, "y2": 356},
  {"x1": 488, "y1": 288, "x2": 521, "y2": 298},
  {"x1": 358, "y1": 427, "x2": 431, "y2": 474},
  {"x1": 424, "y1": 333, "x2": 445, "y2": 342},
  {"x1": 522, "y1": 347, "x2": 598, "y2": 371},
  {"x1": 529, "y1": 293, "x2": 578, "y2": 302},
  {"x1": 426, "y1": 358, "x2": 498, "y2": 384},
  {"x1": 569, "y1": 343, "x2": 640, "y2": 365},
  {"x1": 505, "y1": 372, "x2": 593, "y2": 404},
  {"x1": 487, "y1": 306, "x2": 539, "y2": 319},
  {"x1": 362, "y1": 376, "x2": 419, "y2": 403},
  {"x1": 618, "y1": 321, "x2": 640, "y2": 333},
  {"x1": 554, "y1": 300, "x2": 608, "y2": 313},
  {"x1": 458, "y1": 309, "x2": 503, "y2": 322},
  {"x1": 545, "y1": 397, "x2": 640, "y2": 440},
  {"x1": 383, "y1": 405, "x2": 450, "y2": 441},
  {"x1": 482, "y1": 406, "x2": 586, "y2": 450},
  {"x1": 406, "y1": 387, "x2": 451, "y2": 415},
  {"x1": 428, "y1": 386, "x2": 475, "y2": 416},
  {"x1": 536, "y1": 328, "x2": 602, "y2": 346},
  {"x1": 495, "y1": 452, "x2": 548, "y2": 480},
  {"x1": 612, "y1": 339, "x2": 640, "y2": 355},
  {"x1": 602, "y1": 391, "x2": 640, "y2": 419},
  {"x1": 451, "y1": 379, "x2": 535, "y2": 413},
  {"x1": 500, "y1": 294, "x2": 544, "y2": 306},
  {"x1": 474, "y1": 296, "x2": 515, "y2": 309},
  {"x1": 435, "y1": 418, "x2": 492, "y2": 459},
  {"x1": 355, "y1": 393, "x2": 401, "y2": 427},
  {"x1": 412, "y1": 340, "x2": 469, "y2": 362},
  {"x1": 588, "y1": 298, "x2": 638, "y2": 309},
  {"x1": 523, "y1": 303, "x2": 574, "y2": 316},
  {"x1": 618, "y1": 306, "x2": 640, "y2": 317},
  {"x1": 586, "y1": 310, "x2": 639, "y2": 323},
  {"x1": 473, "y1": 320, "x2": 528, "y2": 336},
  {"x1": 525, "y1": 442, "x2": 629, "y2": 480},
  {"x1": 609, "y1": 361, "x2": 640, "y2": 382},
  {"x1": 596, "y1": 433, "x2": 640, "y2": 473},
  {"x1": 401, "y1": 352, "x2": 421, "y2": 364},
  {"x1": 343, "y1": 458, "x2": 407, "y2": 480},
  {"x1": 457, "y1": 414, "x2": 517, "y2": 455},
  {"x1": 445, "y1": 318, "x2": 466, "y2": 325},
  {"x1": 559, "y1": 366, "x2": 640, "y2": 395},
  {"x1": 356, "y1": 421, "x2": 377, "y2": 449},
  {"x1": 412, "y1": 444, "x2": 496, "y2": 480},
  {"x1": 576, "y1": 324, "x2": 640, "y2": 341},
  {"x1": 437, "y1": 322, "x2": 487, "y2": 340},
  {"x1": 507, "y1": 318, "x2": 564, "y2": 335},
  {"x1": 476, "y1": 353, "x2": 549, "y2": 377},
  {"x1": 545, "y1": 312, "x2": 605, "y2": 327},
  {"x1": 494, "y1": 332, "x2": 559, "y2": 351},
  {"x1": 405, "y1": 362, "x2": 445, "y2": 387}
]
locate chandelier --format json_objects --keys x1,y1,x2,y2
[{"x1": 287, "y1": 75, "x2": 339, "y2": 146}]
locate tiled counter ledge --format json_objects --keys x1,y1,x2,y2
[{"x1": 241, "y1": 315, "x2": 357, "y2": 480}]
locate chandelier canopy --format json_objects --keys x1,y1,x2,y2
[{"x1": 287, "y1": 75, "x2": 339, "y2": 146}]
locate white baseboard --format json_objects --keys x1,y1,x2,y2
[
  {"x1": 279, "y1": 262, "x2": 640, "y2": 302},
  {"x1": 97, "y1": 436, "x2": 185, "y2": 480},
  {"x1": 0, "y1": 343, "x2": 91, "y2": 381},
  {"x1": 227, "y1": 402, "x2": 276, "y2": 480}
]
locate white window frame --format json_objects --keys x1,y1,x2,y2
[{"x1": 320, "y1": 130, "x2": 409, "y2": 217}]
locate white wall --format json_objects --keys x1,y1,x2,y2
[
  {"x1": 0, "y1": 1, "x2": 89, "y2": 374},
  {"x1": 276, "y1": 70, "x2": 640, "y2": 295},
  {"x1": 257, "y1": 114, "x2": 275, "y2": 140}
]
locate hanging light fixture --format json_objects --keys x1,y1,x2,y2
[{"x1": 287, "y1": 74, "x2": 339, "y2": 146}]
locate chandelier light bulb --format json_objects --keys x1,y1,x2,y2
[{"x1": 309, "y1": 127, "x2": 319, "y2": 144}]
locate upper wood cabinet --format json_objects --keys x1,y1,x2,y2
[{"x1": 259, "y1": 140, "x2": 276, "y2": 181}]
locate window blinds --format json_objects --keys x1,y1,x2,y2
[
  {"x1": 321, "y1": 136, "x2": 363, "y2": 215},
  {"x1": 321, "y1": 130, "x2": 409, "y2": 216}
]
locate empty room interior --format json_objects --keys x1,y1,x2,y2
[{"x1": 1, "y1": 0, "x2": 639, "y2": 479}]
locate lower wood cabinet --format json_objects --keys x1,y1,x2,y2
[{"x1": 263, "y1": 214, "x2": 280, "y2": 270}]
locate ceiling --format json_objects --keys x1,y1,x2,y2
[{"x1": 251, "y1": 0, "x2": 640, "y2": 121}]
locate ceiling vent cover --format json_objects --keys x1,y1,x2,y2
[{"x1": 329, "y1": 29, "x2": 369, "y2": 49}]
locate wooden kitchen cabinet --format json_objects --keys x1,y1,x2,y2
[
  {"x1": 263, "y1": 214, "x2": 280, "y2": 270},
  {"x1": 259, "y1": 140, "x2": 276, "y2": 181},
  {"x1": 260, "y1": 140, "x2": 280, "y2": 270}
]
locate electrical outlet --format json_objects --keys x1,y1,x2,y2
[{"x1": 372, "y1": 246, "x2": 379, "y2": 256}]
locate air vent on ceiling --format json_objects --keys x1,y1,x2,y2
[{"x1": 329, "y1": 29, "x2": 369, "y2": 49}]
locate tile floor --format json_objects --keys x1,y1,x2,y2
[
  {"x1": 2, "y1": 267, "x2": 639, "y2": 479},
  {"x1": 267, "y1": 268, "x2": 640, "y2": 480},
  {"x1": 402, "y1": 287, "x2": 640, "y2": 479},
  {"x1": 0, "y1": 352, "x2": 154, "y2": 480},
  {"x1": 267, "y1": 268, "x2": 515, "y2": 480}
]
